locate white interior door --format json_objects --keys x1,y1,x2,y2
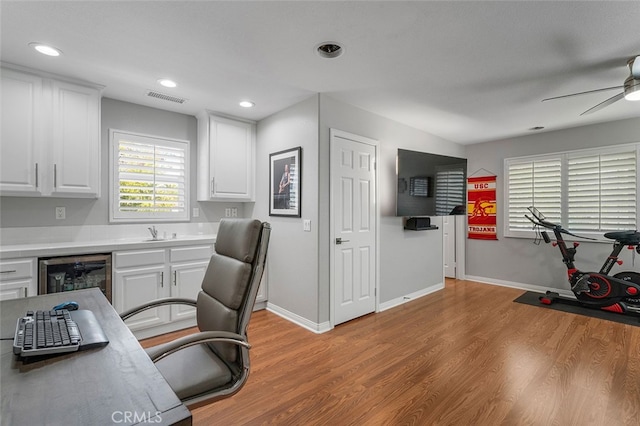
[
  {"x1": 331, "y1": 129, "x2": 377, "y2": 326},
  {"x1": 443, "y1": 216, "x2": 456, "y2": 278}
]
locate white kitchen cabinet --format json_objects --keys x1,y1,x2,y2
[
  {"x1": 196, "y1": 112, "x2": 255, "y2": 201},
  {"x1": 50, "y1": 79, "x2": 101, "y2": 197},
  {"x1": 0, "y1": 258, "x2": 37, "y2": 301},
  {"x1": 0, "y1": 65, "x2": 101, "y2": 198},
  {"x1": 113, "y1": 244, "x2": 213, "y2": 339},
  {"x1": 0, "y1": 69, "x2": 42, "y2": 194},
  {"x1": 114, "y1": 249, "x2": 168, "y2": 332}
]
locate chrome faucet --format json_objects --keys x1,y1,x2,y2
[{"x1": 148, "y1": 226, "x2": 158, "y2": 240}]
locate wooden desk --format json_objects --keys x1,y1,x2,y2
[{"x1": 0, "y1": 288, "x2": 191, "y2": 426}]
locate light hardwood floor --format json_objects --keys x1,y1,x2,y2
[{"x1": 141, "y1": 279, "x2": 640, "y2": 425}]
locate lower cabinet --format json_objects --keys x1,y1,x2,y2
[
  {"x1": 113, "y1": 245, "x2": 212, "y2": 339},
  {"x1": 0, "y1": 258, "x2": 37, "y2": 301}
]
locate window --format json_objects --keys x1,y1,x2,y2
[
  {"x1": 110, "y1": 130, "x2": 189, "y2": 222},
  {"x1": 505, "y1": 144, "x2": 639, "y2": 237}
]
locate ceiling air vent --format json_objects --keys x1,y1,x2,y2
[{"x1": 146, "y1": 90, "x2": 187, "y2": 104}]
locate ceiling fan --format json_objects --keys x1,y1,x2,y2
[{"x1": 542, "y1": 55, "x2": 640, "y2": 115}]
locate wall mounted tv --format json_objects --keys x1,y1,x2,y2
[{"x1": 396, "y1": 149, "x2": 467, "y2": 217}]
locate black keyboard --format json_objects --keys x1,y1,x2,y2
[{"x1": 13, "y1": 310, "x2": 82, "y2": 357}]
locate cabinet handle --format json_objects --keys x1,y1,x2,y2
[
  {"x1": 24, "y1": 288, "x2": 28, "y2": 298},
  {"x1": 160, "y1": 271, "x2": 164, "y2": 287},
  {"x1": 0, "y1": 270, "x2": 17, "y2": 274},
  {"x1": 53, "y1": 164, "x2": 57, "y2": 188},
  {"x1": 211, "y1": 178, "x2": 215, "y2": 197},
  {"x1": 173, "y1": 271, "x2": 177, "y2": 286},
  {"x1": 35, "y1": 163, "x2": 39, "y2": 188}
]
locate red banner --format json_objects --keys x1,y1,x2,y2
[{"x1": 467, "y1": 176, "x2": 497, "y2": 240}]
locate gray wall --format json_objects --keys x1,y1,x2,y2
[
  {"x1": 0, "y1": 98, "x2": 242, "y2": 228},
  {"x1": 318, "y1": 95, "x2": 466, "y2": 318},
  {"x1": 464, "y1": 117, "x2": 640, "y2": 291},
  {"x1": 250, "y1": 95, "x2": 320, "y2": 322}
]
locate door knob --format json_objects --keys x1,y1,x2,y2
[{"x1": 335, "y1": 237, "x2": 350, "y2": 245}]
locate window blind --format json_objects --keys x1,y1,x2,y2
[
  {"x1": 110, "y1": 131, "x2": 189, "y2": 222},
  {"x1": 505, "y1": 144, "x2": 638, "y2": 236},
  {"x1": 507, "y1": 158, "x2": 562, "y2": 231},
  {"x1": 567, "y1": 150, "x2": 636, "y2": 231}
]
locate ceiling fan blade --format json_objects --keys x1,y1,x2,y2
[
  {"x1": 542, "y1": 86, "x2": 622, "y2": 102},
  {"x1": 580, "y1": 92, "x2": 625, "y2": 116}
]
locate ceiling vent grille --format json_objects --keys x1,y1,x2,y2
[{"x1": 146, "y1": 90, "x2": 187, "y2": 104}]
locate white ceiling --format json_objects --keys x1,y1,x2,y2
[{"x1": 1, "y1": 1, "x2": 639, "y2": 145}]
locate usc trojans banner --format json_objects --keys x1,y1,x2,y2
[{"x1": 467, "y1": 175, "x2": 497, "y2": 240}]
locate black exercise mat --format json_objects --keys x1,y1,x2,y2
[{"x1": 514, "y1": 291, "x2": 640, "y2": 327}]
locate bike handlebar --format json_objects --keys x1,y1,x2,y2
[
  {"x1": 525, "y1": 206, "x2": 597, "y2": 241},
  {"x1": 525, "y1": 207, "x2": 560, "y2": 230}
]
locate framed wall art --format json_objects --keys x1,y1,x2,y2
[{"x1": 269, "y1": 147, "x2": 301, "y2": 217}]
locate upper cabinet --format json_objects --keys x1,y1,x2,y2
[
  {"x1": 196, "y1": 112, "x2": 255, "y2": 201},
  {"x1": 0, "y1": 66, "x2": 102, "y2": 198}
]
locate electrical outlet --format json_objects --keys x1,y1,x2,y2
[
  {"x1": 55, "y1": 207, "x2": 66, "y2": 220},
  {"x1": 231, "y1": 207, "x2": 238, "y2": 218},
  {"x1": 192, "y1": 207, "x2": 199, "y2": 218},
  {"x1": 225, "y1": 208, "x2": 231, "y2": 217},
  {"x1": 303, "y1": 219, "x2": 311, "y2": 232}
]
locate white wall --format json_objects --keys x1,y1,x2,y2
[{"x1": 465, "y1": 117, "x2": 640, "y2": 292}]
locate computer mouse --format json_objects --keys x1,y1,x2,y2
[{"x1": 53, "y1": 301, "x2": 79, "y2": 311}]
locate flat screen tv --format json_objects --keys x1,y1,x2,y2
[{"x1": 396, "y1": 149, "x2": 467, "y2": 217}]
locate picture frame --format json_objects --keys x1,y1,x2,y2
[{"x1": 269, "y1": 147, "x2": 302, "y2": 217}]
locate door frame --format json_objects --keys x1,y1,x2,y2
[{"x1": 329, "y1": 128, "x2": 380, "y2": 328}]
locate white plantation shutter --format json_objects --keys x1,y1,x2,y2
[
  {"x1": 505, "y1": 144, "x2": 638, "y2": 236},
  {"x1": 435, "y1": 167, "x2": 465, "y2": 215},
  {"x1": 568, "y1": 150, "x2": 636, "y2": 231},
  {"x1": 506, "y1": 157, "x2": 562, "y2": 231},
  {"x1": 110, "y1": 130, "x2": 189, "y2": 222}
]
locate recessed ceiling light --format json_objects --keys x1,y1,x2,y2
[
  {"x1": 158, "y1": 79, "x2": 177, "y2": 88},
  {"x1": 316, "y1": 42, "x2": 343, "y2": 59},
  {"x1": 29, "y1": 42, "x2": 62, "y2": 57},
  {"x1": 239, "y1": 101, "x2": 255, "y2": 108}
]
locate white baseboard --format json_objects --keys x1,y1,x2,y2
[
  {"x1": 266, "y1": 302, "x2": 332, "y2": 334},
  {"x1": 464, "y1": 275, "x2": 575, "y2": 299},
  {"x1": 378, "y1": 282, "x2": 445, "y2": 312}
]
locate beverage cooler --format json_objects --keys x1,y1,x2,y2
[{"x1": 39, "y1": 254, "x2": 112, "y2": 303}]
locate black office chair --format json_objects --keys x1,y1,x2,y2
[{"x1": 120, "y1": 218, "x2": 271, "y2": 408}]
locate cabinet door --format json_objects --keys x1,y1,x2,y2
[
  {"x1": 0, "y1": 69, "x2": 43, "y2": 195},
  {"x1": 198, "y1": 114, "x2": 255, "y2": 201},
  {"x1": 115, "y1": 265, "x2": 169, "y2": 331},
  {"x1": 50, "y1": 80, "x2": 101, "y2": 197},
  {"x1": 170, "y1": 261, "x2": 208, "y2": 322},
  {"x1": 0, "y1": 258, "x2": 37, "y2": 300},
  {"x1": 0, "y1": 280, "x2": 32, "y2": 301}
]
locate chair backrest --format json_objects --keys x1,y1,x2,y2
[{"x1": 196, "y1": 218, "x2": 270, "y2": 366}]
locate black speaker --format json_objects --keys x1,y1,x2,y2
[{"x1": 404, "y1": 217, "x2": 431, "y2": 230}]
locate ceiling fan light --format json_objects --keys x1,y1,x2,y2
[
  {"x1": 29, "y1": 42, "x2": 62, "y2": 57},
  {"x1": 623, "y1": 78, "x2": 640, "y2": 101}
]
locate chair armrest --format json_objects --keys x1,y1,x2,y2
[
  {"x1": 146, "y1": 331, "x2": 250, "y2": 362},
  {"x1": 120, "y1": 297, "x2": 197, "y2": 321}
]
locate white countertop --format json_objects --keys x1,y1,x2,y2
[{"x1": 0, "y1": 234, "x2": 216, "y2": 259}]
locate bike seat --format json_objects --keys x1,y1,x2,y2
[{"x1": 603, "y1": 230, "x2": 640, "y2": 245}]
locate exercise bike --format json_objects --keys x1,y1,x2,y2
[{"x1": 525, "y1": 206, "x2": 640, "y2": 316}]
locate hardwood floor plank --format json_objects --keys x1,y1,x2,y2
[{"x1": 140, "y1": 279, "x2": 640, "y2": 425}]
